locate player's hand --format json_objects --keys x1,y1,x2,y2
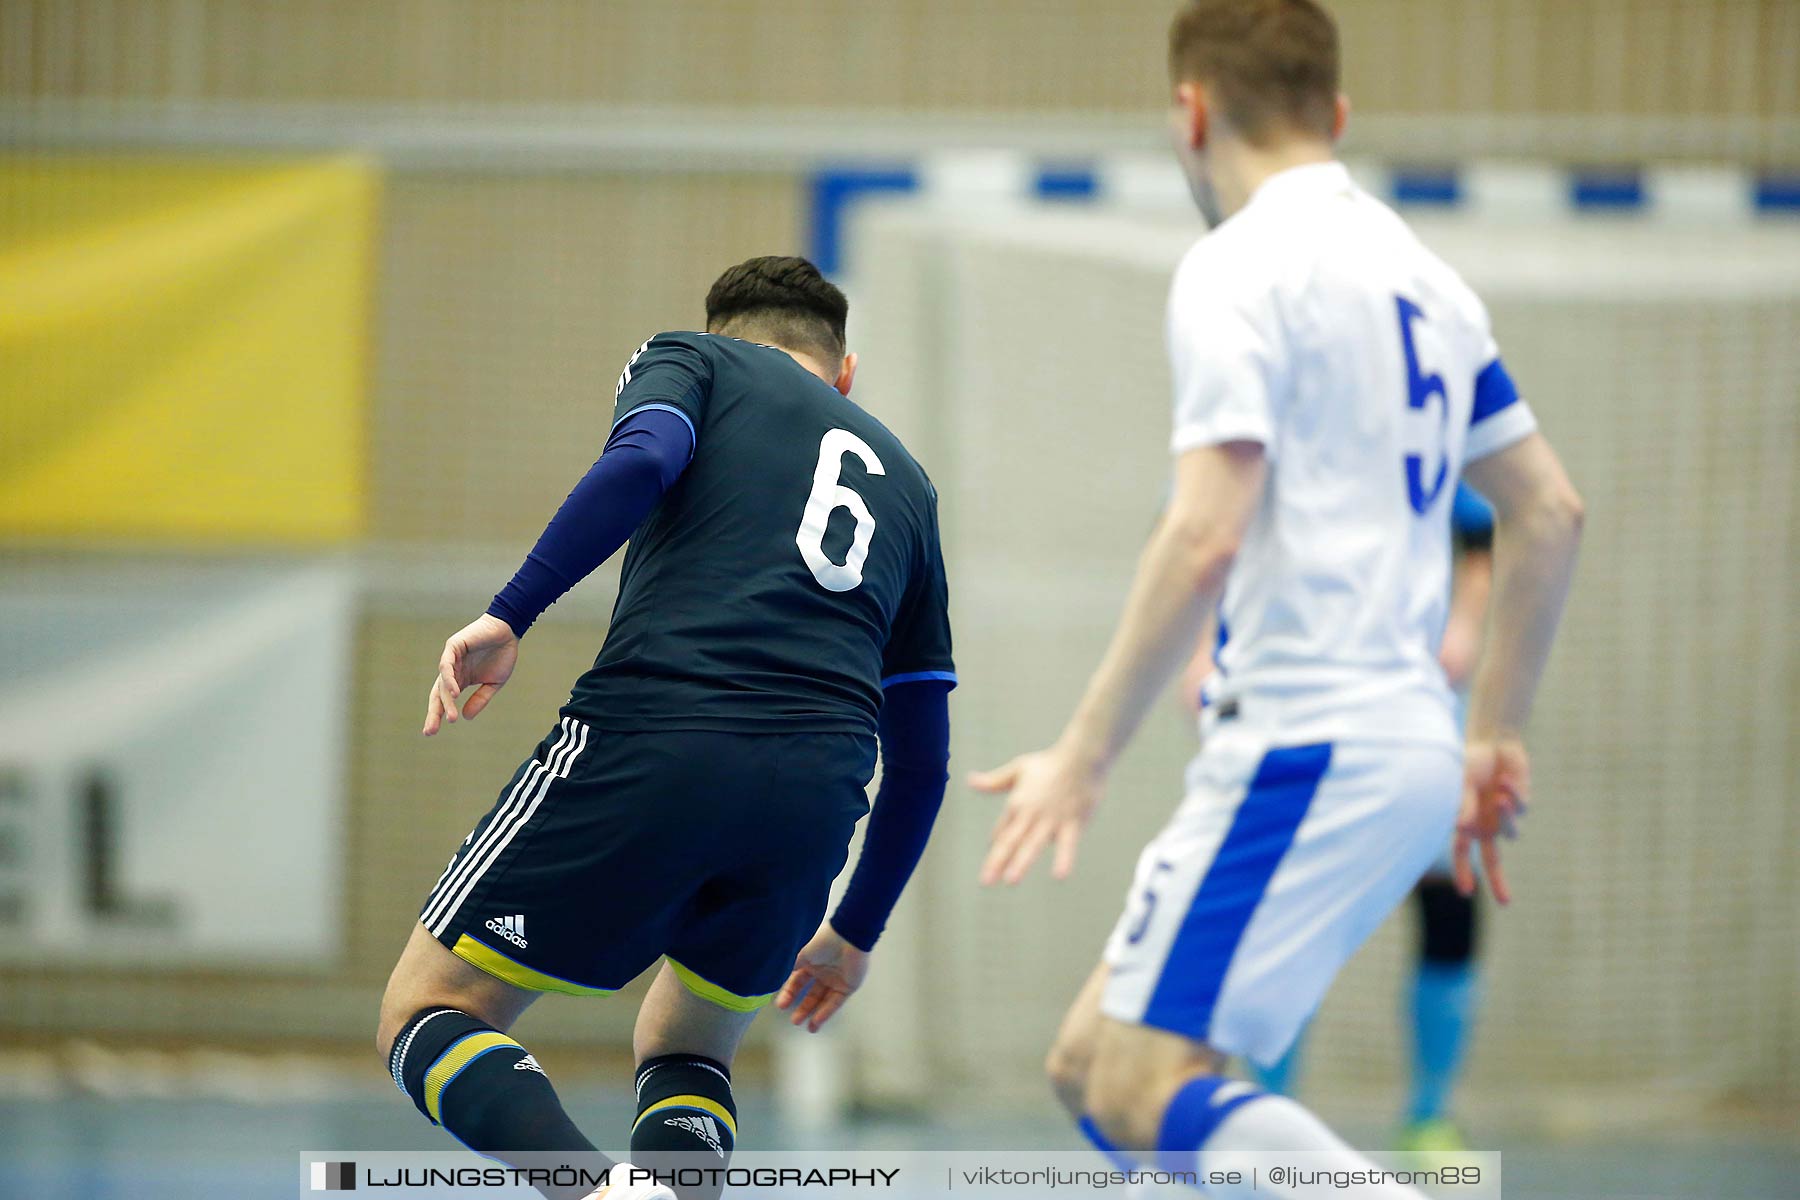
[
  {"x1": 776, "y1": 923, "x2": 869, "y2": 1033},
  {"x1": 1454, "y1": 736, "x2": 1530, "y2": 904},
  {"x1": 423, "y1": 614, "x2": 520, "y2": 736},
  {"x1": 971, "y1": 745, "x2": 1106, "y2": 886}
]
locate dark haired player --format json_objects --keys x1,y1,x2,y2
[{"x1": 377, "y1": 257, "x2": 955, "y2": 1200}]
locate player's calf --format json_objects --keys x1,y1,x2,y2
[
  {"x1": 1046, "y1": 1038, "x2": 1090, "y2": 1120},
  {"x1": 1083, "y1": 1015, "x2": 1227, "y2": 1150},
  {"x1": 1051, "y1": 966, "x2": 1148, "y2": 1172},
  {"x1": 1047, "y1": 963, "x2": 1113, "y2": 1118}
]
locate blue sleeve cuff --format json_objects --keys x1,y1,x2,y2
[
  {"x1": 881, "y1": 670, "x2": 958, "y2": 689},
  {"x1": 1470, "y1": 358, "x2": 1519, "y2": 425},
  {"x1": 614, "y1": 399, "x2": 698, "y2": 456}
]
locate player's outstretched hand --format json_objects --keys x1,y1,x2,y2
[
  {"x1": 1454, "y1": 736, "x2": 1530, "y2": 905},
  {"x1": 423, "y1": 614, "x2": 520, "y2": 736},
  {"x1": 971, "y1": 746, "x2": 1105, "y2": 886},
  {"x1": 776, "y1": 923, "x2": 869, "y2": 1033}
]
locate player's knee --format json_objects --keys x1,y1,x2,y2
[
  {"x1": 1082, "y1": 1074, "x2": 1157, "y2": 1150},
  {"x1": 377, "y1": 967, "x2": 437, "y2": 1064},
  {"x1": 1083, "y1": 1051, "x2": 1176, "y2": 1150},
  {"x1": 376, "y1": 974, "x2": 465, "y2": 1066},
  {"x1": 1044, "y1": 1033, "x2": 1092, "y2": 1118},
  {"x1": 375, "y1": 987, "x2": 412, "y2": 1064}
]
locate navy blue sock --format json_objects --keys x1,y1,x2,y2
[
  {"x1": 631, "y1": 1054, "x2": 737, "y2": 1200},
  {"x1": 1408, "y1": 877, "x2": 1480, "y2": 1124},
  {"x1": 389, "y1": 1007, "x2": 604, "y2": 1200}
]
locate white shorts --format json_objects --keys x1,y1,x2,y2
[{"x1": 1100, "y1": 723, "x2": 1461, "y2": 1067}]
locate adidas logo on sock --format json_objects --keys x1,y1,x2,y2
[
  {"x1": 666, "y1": 1113, "x2": 725, "y2": 1156},
  {"x1": 485, "y1": 914, "x2": 528, "y2": 949},
  {"x1": 513, "y1": 1054, "x2": 545, "y2": 1074}
]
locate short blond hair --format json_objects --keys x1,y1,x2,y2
[{"x1": 1169, "y1": 0, "x2": 1340, "y2": 145}]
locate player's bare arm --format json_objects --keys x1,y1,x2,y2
[
  {"x1": 1456, "y1": 431, "x2": 1585, "y2": 903},
  {"x1": 973, "y1": 440, "x2": 1266, "y2": 885}
]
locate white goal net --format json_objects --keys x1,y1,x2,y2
[{"x1": 837, "y1": 196, "x2": 1800, "y2": 1126}]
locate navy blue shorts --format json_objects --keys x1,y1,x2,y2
[{"x1": 419, "y1": 717, "x2": 876, "y2": 1011}]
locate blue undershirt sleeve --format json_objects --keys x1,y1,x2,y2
[
  {"x1": 485, "y1": 407, "x2": 695, "y2": 637},
  {"x1": 829, "y1": 678, "x2": 953, "y2": 952}
]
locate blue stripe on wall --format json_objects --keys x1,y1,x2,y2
[
  {"x1": 1753, "y1": 175, "x2": 1800, "y2": 212},
  {"x1": 808, "y1": 166, "x2": 920, "y2": 277},
  {"x1": 1570, "y1": 170, "x2": 1645, "y2": 210},
  {"x1": 1141, "y1": 742, "x2": 1333, "y2": 1039},
  {"x1": 808, "y1": 163, "x2": 1793, "y2": 281},
  {"x1": 1392, "y1": 168, "x2": 1463, "y2": 207},
  {"x1": 1036, "y1": 165, "x2": 1100, "y2": 201}
]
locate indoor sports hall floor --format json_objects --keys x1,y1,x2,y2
[{"x1": 2, "y1": 1081, "x2": 1793, "y2": 1199}]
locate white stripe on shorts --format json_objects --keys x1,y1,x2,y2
[
  {"x1": 426, "y1": 720, "x2": 590, "y2": 938},
  {"x1": 421, "y1": 718, "x2": 572, "y2": 930}
]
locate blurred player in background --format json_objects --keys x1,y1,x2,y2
[
  {"x1": 1211, "y1": 482, "x2": 1496, "y2": 1152},
  {"x1": 972, "y1": 3, "x2": 1583, "y2": 1197},
  {"x1": 376, "y1": 257, "x2": 956, "y2": 1200}
]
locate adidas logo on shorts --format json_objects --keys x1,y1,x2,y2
[
  {"x1": 666, "y1": 1114, "x2": 725, "y2": 1156},
  {"x1": 485, "y1": 913, "x2": 528, "y2": 949}
]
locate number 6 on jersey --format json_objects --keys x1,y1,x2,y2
[{"x1": 797, "y1": 428, "x2": 887, "y2": 592}]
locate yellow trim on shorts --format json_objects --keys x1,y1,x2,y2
[
  {"x1": 424, "y1": 1032, "x2": 516, "y2": 1124},
  {"x1": 665, "y1": 957, "x2": 773, "y2": 1013},
  {"x1": 451, "y1": 933, "x2": 613, "y2": 996},
  {"x1": 633, "y1": 1093, "x2": 739, "y2": 1138}
]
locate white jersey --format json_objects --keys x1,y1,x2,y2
[{"x1": 1171, "y1": 161, "x2": 1536, "y2": 749}]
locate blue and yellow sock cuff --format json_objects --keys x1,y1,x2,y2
[
  {"x1": 632, "y1": 1093, "x2": 739, "y2": 1139},
  {"x1": 422, "y1": 1031, "x2": 522, "y2": 1125}
]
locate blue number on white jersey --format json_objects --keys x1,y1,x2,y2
[{"x1": 1397, "y1": 296, "x2": 1449, "y2": 515}]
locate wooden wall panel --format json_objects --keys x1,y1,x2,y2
[
  {"x1": 4, "y1": 1, "x2": 1794, "y2": 120},
  {"x1": 369, "y1": 171, "x2": 802, "y2": 544}
]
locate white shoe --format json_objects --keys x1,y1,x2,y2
[{"x1": 583, "y1": 1160, "x2": 676, "y2": 1200}]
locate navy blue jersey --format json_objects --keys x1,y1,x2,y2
[{"x1": 567, "y1": 332, "x2": 955, "y2": 735}]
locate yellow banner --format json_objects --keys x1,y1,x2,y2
[{"x1": 0, "y1": 156, "x2": 376, "y2": 544}]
